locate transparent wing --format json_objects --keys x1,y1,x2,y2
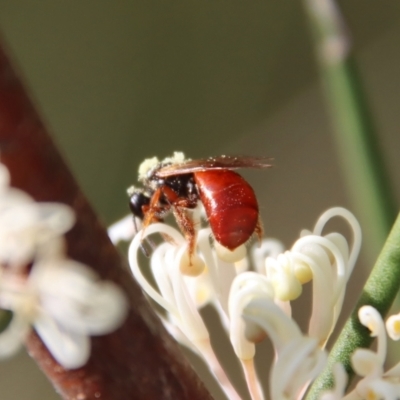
[{"x1": 155, "y1": 156, "x2": 273, "y2": 177}]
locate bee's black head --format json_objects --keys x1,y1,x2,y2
[{"x1": 129, "y1": 190, "x2": 150, "y2": 220}]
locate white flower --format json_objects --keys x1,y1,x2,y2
[
  {"x1": 343, "y1": 306, "x2": 400, "y2": 400},
  {"x1": 124, "y1": 206, "x2": 361, "y2": 400},
  {"x1": 244, "y1": 297, "x2": 327, "y2": 400},
  {"x1": 0, "y1": 258, "x2": 128, "y2": 369},
  {"x1": 386, "y1": 313, "x2": 400, "y2": 341},
  {"x1": 264, "y1": 207, "x2": 361, "y2": 347},
  {"x1": 0, "y1": 187, "x2": 74, "y2": 269},
  {"x1": 128, "y1": 222, "x2": 242, "y2": 400},
  {"x1": 0, "y1": 161, "x2": 128, "y2": 369},
  {"x1": 107, "y1": 214, "x2": 139, "y2": 245}
]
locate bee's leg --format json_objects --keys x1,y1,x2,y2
[
  {"x1": 156, "y1": 186, "x2": 199, "y2": 260},
  {"x1": 172, "y1": 205, "x2": 197, "y2": 263},
  {"x1": 254, "y1": 217, "x2": 264, "y2": 246},
  {"x1": 140, "y1": 188, "x2": 170, "y2": 252},
  {"x1": 142, "y1": 188, "x2": 163, "y2": 228}
]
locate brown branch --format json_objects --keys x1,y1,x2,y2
[{"x1": 0, "y1": 41, "x2": 214, "y2": 400}]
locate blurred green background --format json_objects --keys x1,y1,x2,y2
[{"x1": 0, "y1": 1, "x2": 399, "y2": 399}]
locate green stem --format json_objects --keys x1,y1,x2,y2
[
  {"x1": 306, "y1": 212, "x2": 400, "y2": 399},
  {"x1": 304, "y1": 0, "x2": 396, "y2": 258},
  {"x1": 303, "y1": 2, "x2": 399, "y2": 398},
  {"x1": 321, "y1": 58, "x2": 396, "y2": 254}
]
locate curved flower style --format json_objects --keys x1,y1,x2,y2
[
  {"x1": 264, "y1": 207, "x2": 361, "y2": 347},
  {"x1": 0, "y1": 162, "x2": 128, "y2": 369},
  {"x1": 243, "y1": 297, "x2": 327, "y2": 400},
  {"x1": 342, "y1": 306, "x2": 400, "y2": 400},
  {"x1": 122, "y1": 205, "x2": 361, "y2": 400},
  {"x1": 128, "y1": 222, "x2": 242, "y2": 400}
]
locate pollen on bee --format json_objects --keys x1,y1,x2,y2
[
  {"x1": 138, "y1": 157, "x2": 159, "y2": 180},
  {"x1": 162, "y1": 151, "x2": 187, "y2": 165},
  {"x1": 126, "y1": 185, "x2": 136, "y2": 196}
]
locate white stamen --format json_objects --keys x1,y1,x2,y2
[
  {"x1": 108, "y1": 214, "x2": 138, "y2": 244},
  {"x1": 358, "y1": 306, "x2": 386, "y2": 365},
  {"x1": 270, "y1": 336, "x2": 327, "y2": 400},
  {"x1": 252, "y1": 238, "x2": 285, "y2": 274},
  {"x1": 128, "y1": 223, "x2": 184, "y2": 316}
]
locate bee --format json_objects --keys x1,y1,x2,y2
[{"x1": 128, "y1": 152, "x2": 272, "y2": 257}]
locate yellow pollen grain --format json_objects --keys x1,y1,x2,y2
[
  {"x1": 196, "y1": 288, "x2": 209, "y2": 304},
  {"x1": 366, "y1": 389, "x2": 378, "y2": 400},
  {"x1": 393, "y1": 319, "x2": 400, "y2": 333},
  {"x1": 367, "y1": 322, "x2": 377, "y2": 334}
]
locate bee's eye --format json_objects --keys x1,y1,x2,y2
[{"x1": 129, "y1": 192, "x2": 150, "y2": 219}]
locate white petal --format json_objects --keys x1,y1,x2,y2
[
  {"x1": 358, "y1": 306, "x2": 386, "y2": 364},
  {"x1": 58, "y1": 282, "x2": 127, "y2": 335},
  {"x1": 243, "y1": 296, "x2": 302, "y2": 353},
  {"x1": 35, "y1": 313, "x2": 90, "y2": 369},
  {"x1": 168, "y1": 245, "x2": 209, "y2": 343},
  {"x1": 0, "y1": 163, "x2": 10, "y2": 188},
  {"x1": 160, "y1": 315, "x2": 197, "y2": 353},
  {"x1": 270, "y1": 337, "x2": 327, "y2": 400},
  {"x1": 359, "y1": 306, "x2": 382, "y2": 337},
  {"x1": 183, "y1": 268, "x2": 214, "y2": 309},
  {"x1": 251, "y1": 238, "x2": 285, "y2": 274},
  {"x1": 351, "y1": 348, "x2": 383, "y2": 377},
  {"x1": 197, "y1": 228, "x2": 236, "y2": 317},
  {"x1": 356, "y1": 378, "x2": 400, "y2": 400},
  {"x1": 33, "y1": 260, "x2": 127, "y2": 335},
  {"x1": 312, "y1": 207, "x2": 361, "y2": 282},
  {"x1": 0, "y1": 313, "x2": 30, "y2": 358},
  {"x1": 294, "y1": 246, "x2": 334, "y2": 345},
  {"x1": 0, "y1": 200, "x2": 74, "y2": 268},
  {"x1": 386, "y1": 313, "x2": 400, "y2": 341},
  {"x1": 128, "y1": 223, "x2": 183, "y2": 316},
  {"x1": 0, "y1": 231, "x2": 36, "y2": 268},
  {"x1": 0, "y1": 189, "x2": 33, "y2": 213},
  {"x1": 151, "y1": 244, "x2": 178, "y2": 307},
  {"x1": 108, "y1": 214, "x2": 138, "y2": 244}
]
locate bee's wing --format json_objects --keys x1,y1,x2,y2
[{"x1": 155, "y1": 156, "x2": 273, "y2": 177}]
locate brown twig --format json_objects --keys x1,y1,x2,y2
[{"x1": 0, "y1": 41, "x2": 214, "y2": 400}]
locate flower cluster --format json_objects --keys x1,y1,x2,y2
[
  {"x1": 110, "y1": 205, "x2": 364, "y2": 399},
  {"x1": 323, "y1": 306, "x2": 400, "y2": 400},
  {"x1": 0, "y1": 162, "x2": 127, "y2": 369}
]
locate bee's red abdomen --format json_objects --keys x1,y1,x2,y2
[{"x1": 194, "y1": 170, "x2": 259, "y2": 250}]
